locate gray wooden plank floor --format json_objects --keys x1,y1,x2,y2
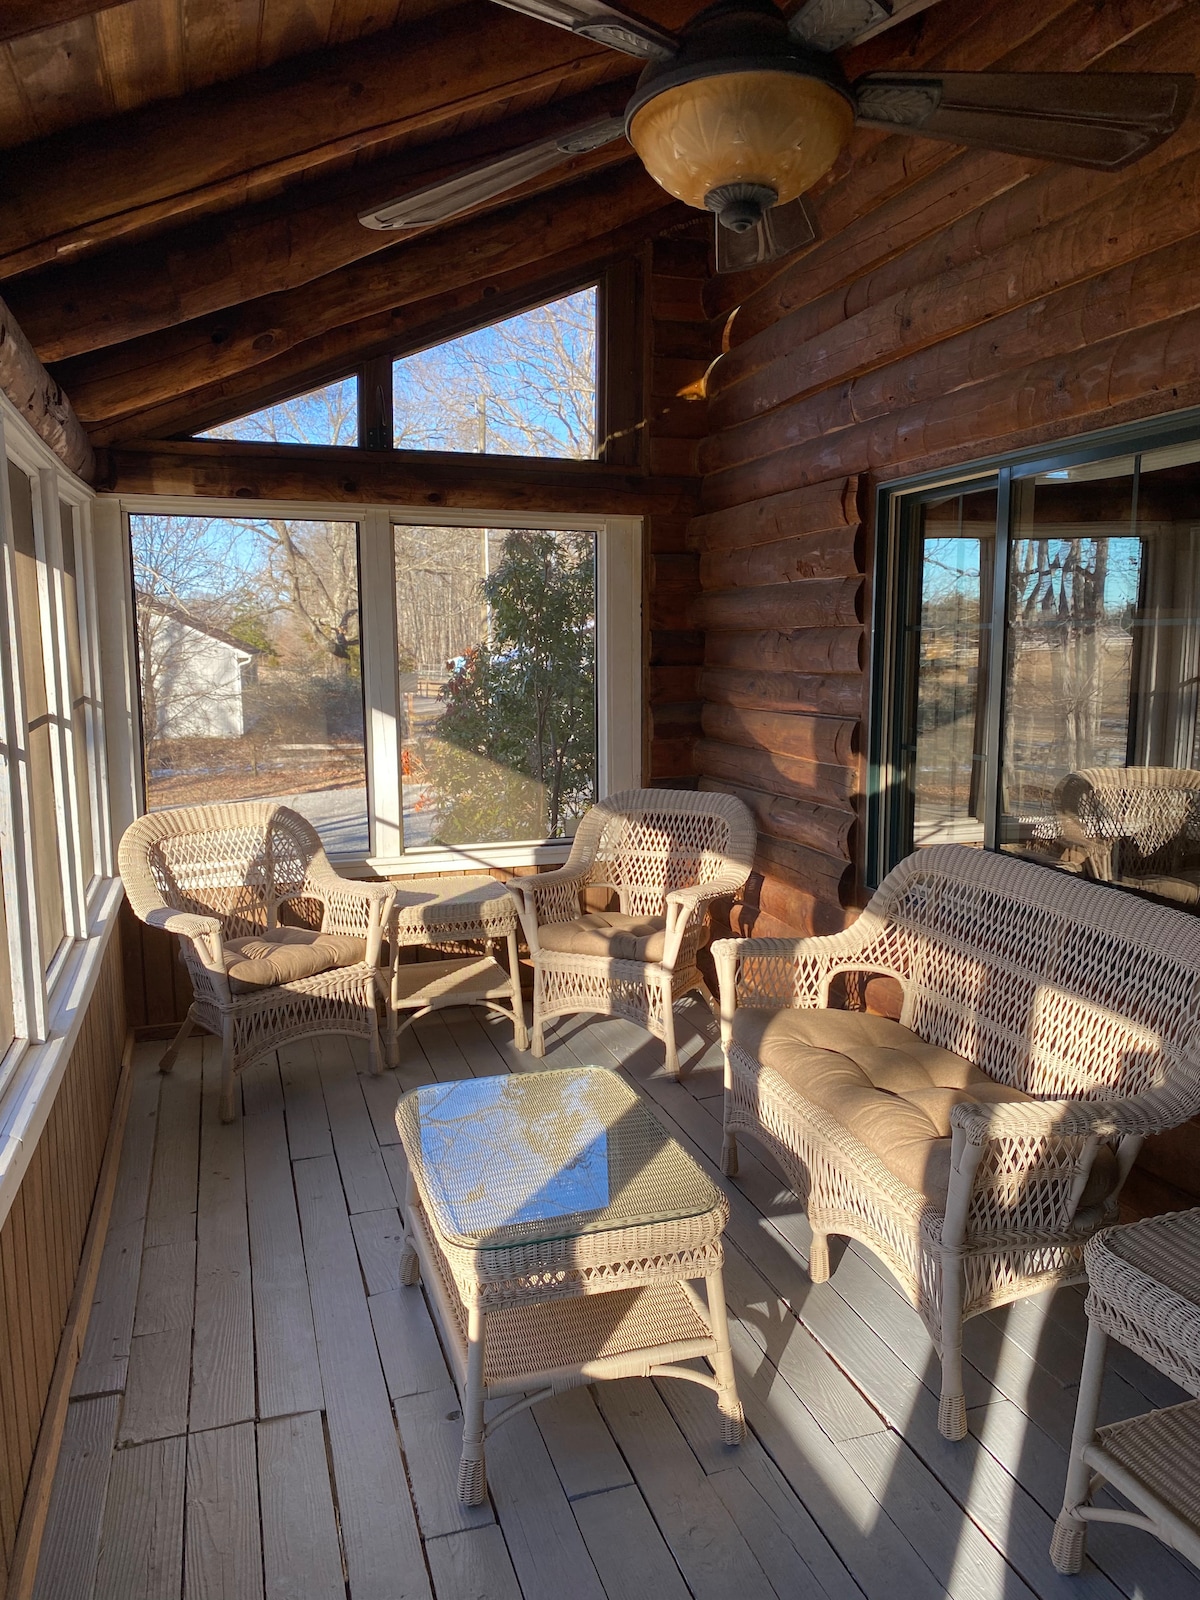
[{"x1": 34, "y1": 1010, "x2": 1200, "y2": 1600}]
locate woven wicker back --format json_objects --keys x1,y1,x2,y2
[
  {"x1": 1054, "y1": 767, "x2": 1200, "y2": 876},
  {"x1": 851, "y1": 846, "x2": 1200, "y2": 1101},
  {"x1": 119, "y1": 802, "x2": 330, "y2": 939},
  {"x1": 578, "y1": 789, "x2": 756, "y2": 918}
]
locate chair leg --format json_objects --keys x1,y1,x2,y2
[
  {"x1": 530, "y1": 966, "x2": 546, "y2": 1058},
  {"x1": 1052, "y1": 1321, "x2": 1108, "y2": 1572},
  {"x1": 506, "y1": 928, "x2": 529, "y2": 1051},
  {"x1": 721, "y1": 1131, "x2": 739, "y2": 1177},
  {"x1": 218, "y1": 1023, "x2": 238, "y2": 1124},
  {"x1": 662, "y1": 981, "x2": 681, "y2": 1078},
  {"x1": 937, "y1": 1248, "x2": 968, "y2": 1441},
  {"x1": 366, "y1": 993, "x2": 384, "y2": 1077},
  {"x1": 159, "y1": 1011, "x2": 195, "y2": 1074},
  {"x1": 808, "y1": 1231, "x2": 831, "y2": 1284}
]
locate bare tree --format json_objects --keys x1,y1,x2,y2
[{"x1": 394, "y1": 289, "x2": 596, "y2": 458}]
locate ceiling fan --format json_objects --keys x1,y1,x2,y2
[{"x1": 359, "y1": 0, "x2": 1193, "y2": 273}]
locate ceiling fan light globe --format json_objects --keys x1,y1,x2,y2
[{"x1": 627, "y1": 68, "x2": 853, "y2": 212}]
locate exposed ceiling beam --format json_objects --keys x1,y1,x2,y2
[
  {"x1": 57, "y1": 162, "x2": 674, "y2": 431},
  {"x1": 11, "y1": 80, "x2": 639, "y2": 364},
  {"x1": 0, "y1": 295, "x2": 93, "y2": 479},
  {"x1": 0, "y1": 0, "x2": 655, "y2": 279},
  {"x1": 90, "y1": 202, "x2": 685, "y2": 444},
  {"x1": 97, "y1": 438, "x2": 696, "y2": 515},
  {"x1": 0, "y1": 0, "x2": 127, "y2": 43}
]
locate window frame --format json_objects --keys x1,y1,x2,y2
[
  {"x1": 868, "y1": 405, "x2": 1200, "y2": 890},
  {"x1": 117, "y1": 494, "x2": 642, "y2": 876},
  {"x1": 0, "y1": 390, "x2": 117, "y2": 1132}
]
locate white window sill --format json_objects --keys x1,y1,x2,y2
[
  {"x1": 345, "y1": 839, "x2": 574, "y2": 878},
  {"x1": 0, "y1": 877, "x2": 125, "y2": 1228}
]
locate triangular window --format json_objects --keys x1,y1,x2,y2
[
  {"x1": 197, "y1": 376, "x2": 357, "y2": 446},
  {"x1": 393, "y1": 287, "x2": 596, "y2": 459}
]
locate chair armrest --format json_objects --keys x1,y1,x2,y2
[
  {"x1": 949, "y1": 1089, "x2": 1187, "y2": 1147},
  {"x1": 942, "y1": 1086, "x2": 1200, "y2": 1248},
  {"x1": 506, "y1": 870, "x2": 588, "y2": 949},
  {"x1": 713, "y1": 921, "x2": 876, "y2": 1017},
  {"x1": 144, "y1": 906, "x2": 230, "y2": 1000},
  {"x1": 295, "y1": 876, "x2": 395, "y2": 968},
  {"x1": 661, "y1": 874, "x2": 750, "y2": 971}
]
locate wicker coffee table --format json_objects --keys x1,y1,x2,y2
[
  {"x1": 394, "y1": 1066, "x2": 745, "y2": 1504},
  {"x1": 389, "y1": 875, "x2": 528, "y2": 1063},
  {"x1": 1053, "y1": 1208, "x2": 1200, "y2": 1573}
]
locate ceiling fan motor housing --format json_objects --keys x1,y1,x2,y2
[{"x1": 624, "y1": 0, "x2": 855, "y2": 215}]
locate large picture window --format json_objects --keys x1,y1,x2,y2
[
  {"x1": 123, "y1": 501, "x2": 638, "y2": 870},
  {"x1": 129, "y1": 513, "x2": 368, "y2": 854},
  {"x1": 394, "y1": 523, "x2": 597, "y2": 847},
  {"x1": 871, "y1": 415, "x2": 1200, "y2": 910}
]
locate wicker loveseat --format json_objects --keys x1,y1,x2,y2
[
  {"x1": 508, "y1": 788, "x2": 755, "y2": 1075},
  {"x1": 120, "y1": 803, "x2": 395, "y2": 1121},
  {"x1": 714, "y1": 844, "x2": 1200, "y2": 1440}
]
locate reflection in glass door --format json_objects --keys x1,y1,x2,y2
[{"x1": 908, "y1": 485, "x2": 998, "y2": 850}]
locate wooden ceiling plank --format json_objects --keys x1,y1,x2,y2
[
  {"x1": 257, "y1": 0, "x2": 338, "y2": 66},
  {"x1": 0, "y1": 0, "x2": 664, "y2": 277},
  {"x1": 95, "y1": 0, "x2": 186, "y2": 114},
  {"x1": 11, "y1": 76, "x2": 637, "y2": 362},
  {"x1": 86, "y1": 195, "x2": 684, "y2": 443},
  {"x1": 182, "y1": 0, "x2": 263, "y2": 90},
  {"x1": 57, "y1": 161, "x2": 672, "y2": 427},
  {"x1": 5, "y1": 15, "x2": 112, "y2": 140},
  {"x1": 0, "y1": 0, "x2": 130, "y2": 45},
  {"x1": 0, "y1": 46, "x2": 34, "y2": 147}
]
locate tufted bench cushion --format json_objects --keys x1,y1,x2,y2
[
  {"x1": 223, "y1": 927, "x2": 367, "y2": 994},
  {"x1": 731, "y1": 1007, "x2": 1116, "y2": 1208},
  {"x1": 537, "y1": 912, "x2": 667, "y2": 962}
]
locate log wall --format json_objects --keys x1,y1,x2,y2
[
  {"x1": 0, "y1": 927, "x2": 126, "y2": 1593},
  {"x1": 692, "y1": 0, "x2": 1200, "y2": 943},
  {"x1": 644, "y1": 229, "x2": 712, "y2": 787}
]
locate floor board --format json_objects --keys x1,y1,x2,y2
[{"x1": 34, "y1": 1009, "x2": 1200, "y2": 1600}]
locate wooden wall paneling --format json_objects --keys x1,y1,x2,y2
[
  {"x1": 0, "y1": 931, "x2": 126, "y2": 1592},
  {"x1": 644, "y1": 230, "x2": 708, "y2": 787}
]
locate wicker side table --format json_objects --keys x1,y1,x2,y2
[
  {"x1": 389, "y1": 875, "x2": 528, "y2": 1062},
  {"x1": 394, "y1": 1066, "x2": 745, "y2": 1505},
  {"x1": 1052, "y1": 1208, "x2": 1200, "y2": 1573}
]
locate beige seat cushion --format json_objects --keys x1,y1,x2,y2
[
  {"x1": 537, "y1": 912, "x2": 667, "y2": 962},
  {"x1": 733, "y1": 1007, "x2": 1115, "y2": 1208},
  {"x1": 1120, "y1": 873, "x2": 1200, "y2": 905},
  {"x1": 223, "y1": 927, "x2": 367, "y2": 994}
]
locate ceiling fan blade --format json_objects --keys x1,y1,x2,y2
[
  {"x1": 359, "y1": 118, "x2": 627, "y2": 230},
  {"x1": 714, "y1": 196, "x2": 818, "y2": 273},
  {"x1": 489, "y1": 0, "x2": 677, "y2": 59},
  {"x1": 788, "y1": 0, "x2": 891, "y2": 53},
  {"x1": 854, "y1": 71, "x2": 1194, "y2": 170}
]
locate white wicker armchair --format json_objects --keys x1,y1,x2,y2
[
  {"x1": 714, "y1": 845, "x2": 1200, "y2": 1440},
  {"x1": 119, "y1": 803, "x2": 396, "y2": 1121},
  {"x1": 508, "y1": 788, "x2": 755, "y2": 1075}
]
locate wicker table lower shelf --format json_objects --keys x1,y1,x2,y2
[{"x1": 394, "y1": 1067, "x2": 746, "y2": 1505}]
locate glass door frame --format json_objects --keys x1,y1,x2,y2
[{"x1": 867, "y1": 405, "x2": 1200, "y2": 890}]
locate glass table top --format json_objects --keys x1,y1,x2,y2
[{"x1": 395, "y1": 1067, "x2": 722, "y2": 1250}]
